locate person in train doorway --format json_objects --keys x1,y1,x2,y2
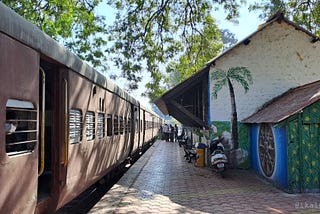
[
  {"x1": 5, "y1": 111, "x2": 26, "y2": 142},
  {"x1": 5, "y1": 111, "x2": 18, "y2": 134},
  {"x1": 5, "y1": 111, "x2": 19, "y2": 152},
  {"x1": 174, "y1": 124, "x2": 178, "y2": 142},
  {"x1": 162, "y1": 123, "x2": 169, "y2": 142},
  {"x1": 169, "y1": 124, "x2": 174, "y2": 142}
]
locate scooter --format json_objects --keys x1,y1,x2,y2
[{"x1": 208, "y1": 137, "x2": 228, "y2": 177}]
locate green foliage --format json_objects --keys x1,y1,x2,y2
[
  {"x1": 143, "y1": 69, "x2": 168, "y2": 100},
  {"x1": 220, "y1": 29, "x2": 238, "y2": 50},
  {"x1": 2, "y1": 0, "x2": 108, "y2": 70},
  {"x1": 249, "y1": 0, "x2": 320, "y2": 36},
  {"x1": 193, "y1": 128, "x2": 204, "y2": 143},
  {"x1": 106, "y1": 0, "x2": 243, "y2": 96},
  {"x1": 163, "y1": 15, "x2": 224, "y2": 93},
  {"x1": 211, "y1": 67, "x2": 253, "y2": 99}
]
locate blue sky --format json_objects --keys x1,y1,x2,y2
[{"x1": 214, "y1": 2, "x2": 262, "y2": 41}]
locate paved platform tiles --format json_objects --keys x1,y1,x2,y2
[{"x1": 89, "y1": 140, "x2": 320, "y2": 214}]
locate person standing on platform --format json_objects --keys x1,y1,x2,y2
[
  {"x1": 174, "y1": 124, "x2": 178, "y2": 142},
  {"x1": 169, "y1": 124, "x2": 174, "y2": 142},
  {"x1": 159, "y1": 125, "x2": 163, "y2": 140},
  {"x1": 163, "y1": 124, "x2": 169, "y2": 142}
]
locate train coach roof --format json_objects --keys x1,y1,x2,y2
[{"x1": 0, "y1": 2, "x2": 138, "y2": 106}]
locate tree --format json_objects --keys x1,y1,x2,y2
[
  {"x1": 211, "y1": 67, "x2": 253, "y2": 149},
  {"x1": 162, "y1": 27, "x2": 237, "y2": 96},
  {"x1": 2, "y1": 0, "x2": 108, "y2": 70},
  {"x1": 220, "y1": 29, "x2": 238, "y2": 51},
  {"x1": 249, "y1": 0, "x2": 320, "y2": 36},
  {"x1": 144, "y1": 15, "x2": 224, "y2": 100},
  {"x1": 106, "y1": 0, "x2": 243, "y2": 93}
]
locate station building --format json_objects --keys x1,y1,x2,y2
[{"x1": 155, "y1": 11, "x2": 320, "y2": 192}]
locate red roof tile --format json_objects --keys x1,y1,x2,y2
[{"x1": 242, "y1": 80, "x2": 320, "y2": 123}]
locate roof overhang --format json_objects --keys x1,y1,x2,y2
[{"x1": 154, "y1": 66, "x2": 209, "y2": 128}]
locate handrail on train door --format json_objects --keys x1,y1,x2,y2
[
  {"x1": 63, "y1": 78, "x2": 69, "y2": 167},
  {"x1": 39, "y1": 68, "x2": 46, "y2": 176}
]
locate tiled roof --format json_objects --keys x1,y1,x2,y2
[{"x1": 242, "y1": 80, "x2": 320, "y2": 123}]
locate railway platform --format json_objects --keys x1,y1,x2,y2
[{"x1": 89, "y1": 140, "x2": 320, "y2": 214}]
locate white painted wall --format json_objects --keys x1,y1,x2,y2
[{"x1": 209, "y1": 21, "x2": 320, "y2": 122}]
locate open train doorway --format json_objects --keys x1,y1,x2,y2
[{"x1": 37, "y1": 60, "x2": 55, "y2": 203}]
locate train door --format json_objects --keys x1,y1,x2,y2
[
  {"x1": 37, "y1": 61, "x2": 54, "y2": 208},
  {"x1": 134, "y1": 106, "x2": 140, "y2": 150},
  {"x1": 138, "y1": 108, "x2": 144, "y2": 150},
  {"x1": 37, "y1": 60, "x2": 68, "y2": 212},
  {"x1": 128, "y1": 104, "x2": 135, "y2": 156},
  {"x1": 141, "y1": 109, "x2": 145, "y2": 147}
]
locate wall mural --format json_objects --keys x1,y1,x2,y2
[
  {"x1": 258, "y1": 124, "x2": 275, "y2": 177},
  {"x1": 250, "y1": 124, "x2": 288, "y2": 189},
  {"x1": 210, "y1": 121, "x2": 249, "y2": 169}
]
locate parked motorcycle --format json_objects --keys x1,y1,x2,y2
[{"x1": 208, "y1": 137, "x2": 228, "y2": 177}]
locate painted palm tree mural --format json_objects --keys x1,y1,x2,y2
[{"x1": 210, "y1": 67, "x2": 253, "y2": 165}]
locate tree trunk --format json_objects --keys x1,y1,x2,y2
[{"x1": 227, "y1": 78, "x2": 239, "y2": 150}]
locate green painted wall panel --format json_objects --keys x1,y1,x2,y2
[
  {"x1": 302, "y1": 102, "x2": 320, "y2": 124},
  {"x1": 286, "y1": 118, "x2": 300, "y2": 192},
  {"x1": 286, "y1": 101, "x2": 320, "y2": 192},
  {"x1": 301, "y1": 124, "x2": 320, "y2": 191}
]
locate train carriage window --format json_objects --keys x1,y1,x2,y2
[
  {"x1": 106, "y1": 114, "x2": 112, "y2": 136},
  {"x1": 86, "y1": 111, "x2": 95, "y2": 141},
  {"x1": 119, "y1": 116, "x2": 124, "y2": 134},
  {"x1": 114, "y1": 115, "x2": 119, "y2": 135},
  {"x1": 5, "y1": 99, "x2": 37, "y2": 156},
  {"x1": 124, "y1": 118, "x2": 128, "y2": 134},
  {"x1": 69, "y1": 109, "x2": 82, "y2": 144},
  {"x1": 127, "y1": 119, "x2": 131, "y2": 133},
  {"x1": 140, "y1": 120, "x2": 143, "y2": 132},
  {"x1": 135, "y1": 119, "x2": 139, "y2": 133},
  {"x1": 97, "y1": 113, "x2": 105, "y2": 139}
]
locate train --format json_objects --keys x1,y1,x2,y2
[{"x1": 0, "y1": 2, "x2": 163, "y2": 213}]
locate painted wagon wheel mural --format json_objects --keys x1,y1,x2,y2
[{"x1": 258, "y1": 123, "x2": 275, "y2": 177}]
